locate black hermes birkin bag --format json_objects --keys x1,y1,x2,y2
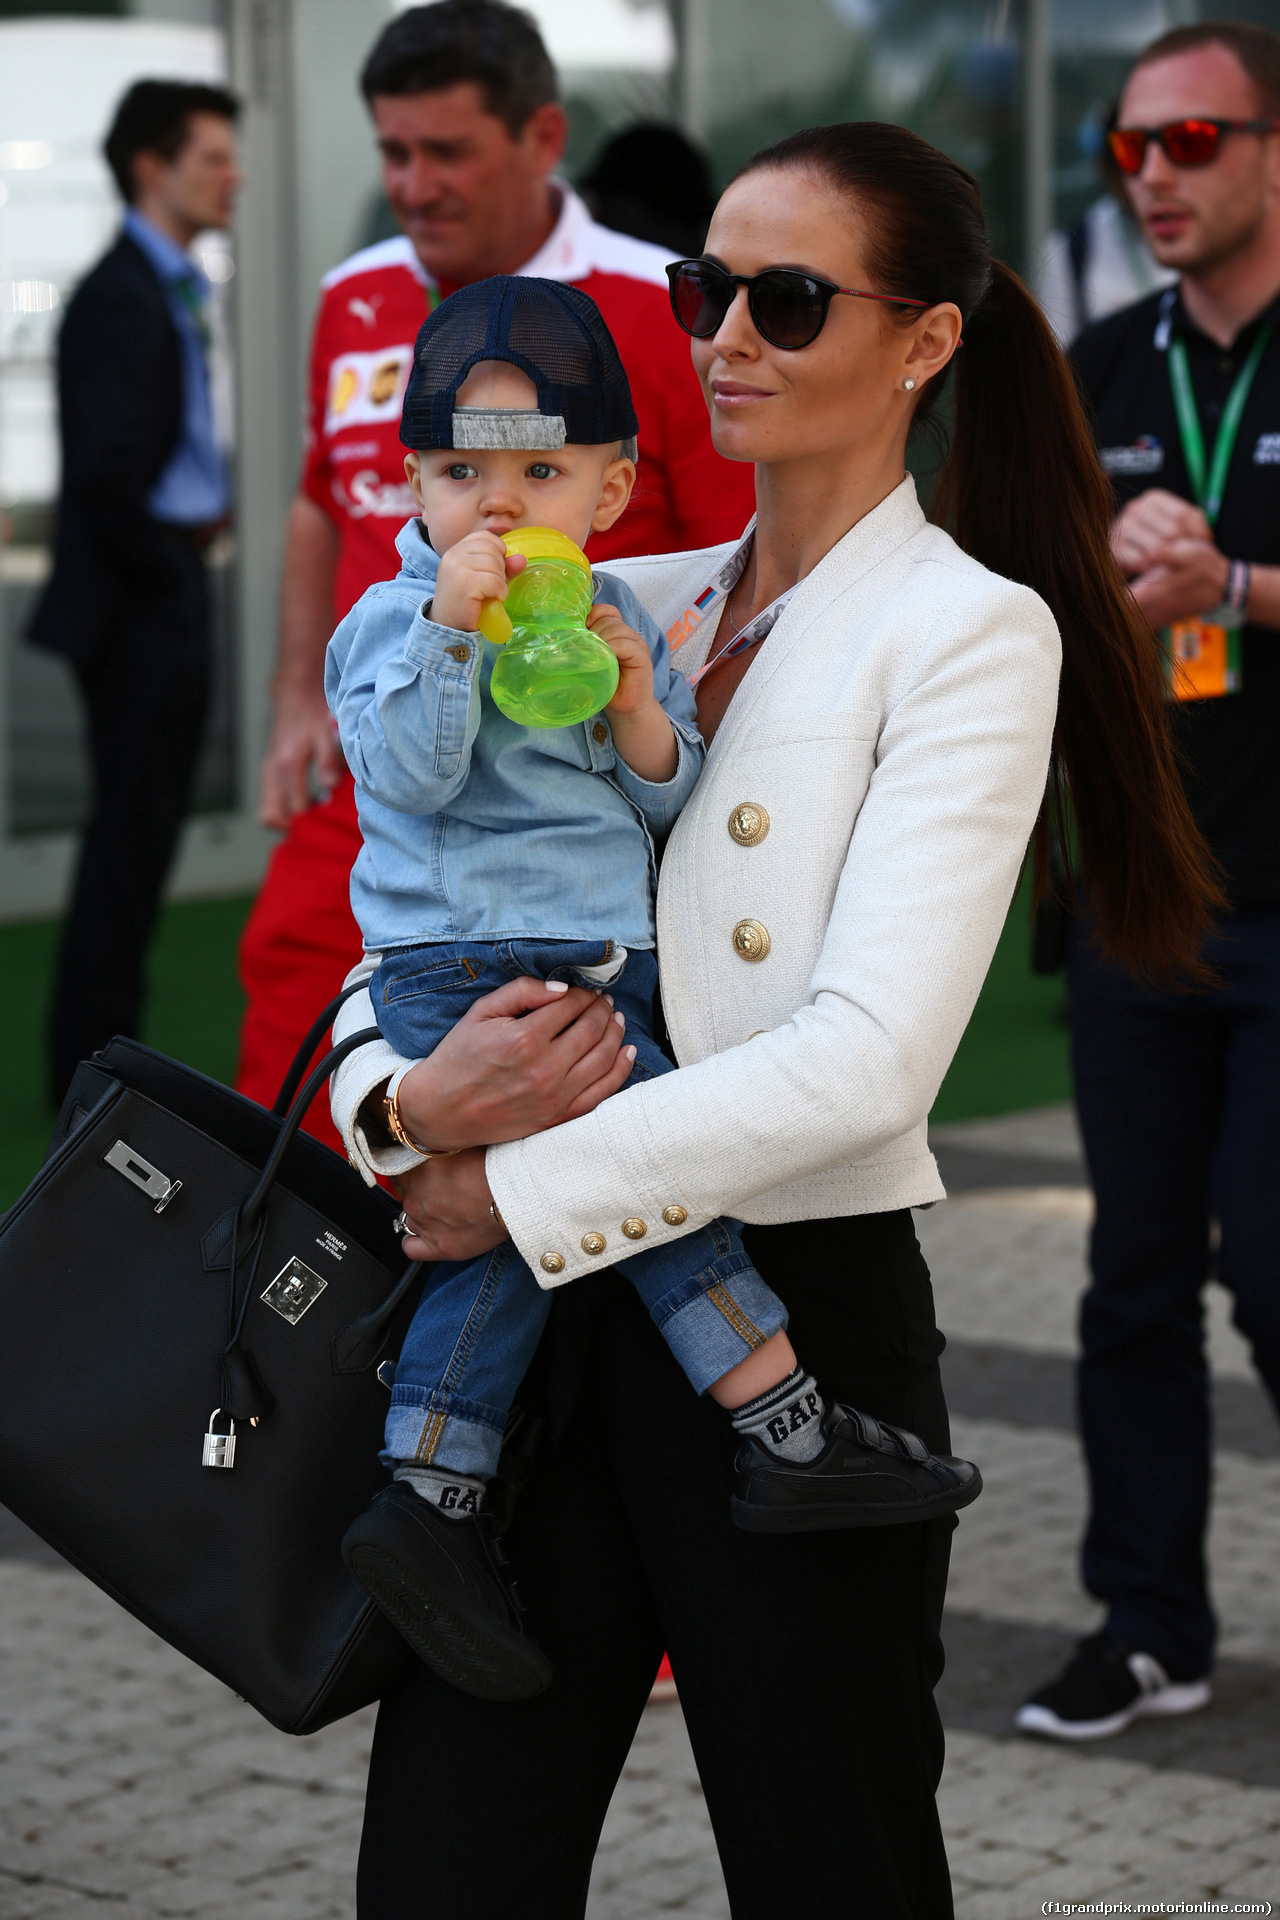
[{"x1": 0, "y1": 989, "x2": 423, "y2": 1734}]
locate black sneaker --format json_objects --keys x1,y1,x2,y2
[
  {"x1": 342, "y1": 1483, "x2": 552, "y2": 1702},
  {"x1": 730, "y1": 1402, "x2": 982, "y2": 1533},
  {"x1": 1015, "y1": 1630, "x2": 1211, "y2": 1741}
]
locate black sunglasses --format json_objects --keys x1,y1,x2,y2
[
  {"x1": 665, "y1": 258, "x2": 927, "y2": 351},
  {"x1": 1108, "y1": 116, "x2": 1280, "y2": 173}
]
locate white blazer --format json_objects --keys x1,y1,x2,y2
[{"x1": 330, "y1": 476, "x2": 1061, "y2": 1288}]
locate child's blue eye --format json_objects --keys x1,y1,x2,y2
[
  {"x1": 446, "y1": 464, "x2": 475, "y2": 481},
  {"x1": 527, "y1": 463, "x2": 555, "y2": 480}
]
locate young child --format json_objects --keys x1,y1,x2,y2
[{"x1": 328, "y1": 277, "x2": 980, "y2": 1702}]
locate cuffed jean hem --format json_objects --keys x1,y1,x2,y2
[
  {"x1": 383, "y1": 1388, "x2": 506, "y2": 1481},
  {"x1": 645, "y1": 1254, "x2": 789, "y2": 1394}
]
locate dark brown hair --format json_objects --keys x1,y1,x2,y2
[
  {"x1": 1131, "y1": 21, "x2": 1280, "y2": 117},
  {"x1": 361, "y1": 0, "x2": 557, "y2": 136},
  {"x1": 104, "y1": 80, "x2": 239, "y2": 204},
  {"x1": 735, "y1": 122, "x2": 1223, "y2": 981}
]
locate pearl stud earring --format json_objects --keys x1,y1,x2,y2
[{"x1": 903, "y1": 377, "x2": 916, "y2": 390}]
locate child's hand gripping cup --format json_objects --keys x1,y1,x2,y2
[
  {"x1": 396, "y1": 276, "x2": 644, "y2": 728},
  {"x1": 478, "y1": 527, "x2": 620, "y2": 729}
]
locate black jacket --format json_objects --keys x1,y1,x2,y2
[{"x1": 28, "y1": 232, "x2": 184, "y2": 663}]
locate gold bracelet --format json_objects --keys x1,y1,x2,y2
[
  {"x1": 381, "y1": 1081, "x2": 426, "y2": 1153},
  {"x1": 381, "y1": 1069, "x2": 458, "y2": 1160}
]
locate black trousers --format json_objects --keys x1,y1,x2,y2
[
  {"x1": 358, "y1": 1210, "x2": 956, "y2": 1919},
  {"x1": 49, "y1": 536, "x2": 211, "y2": 1102},
  {"x1": 1069, "y1": 909, "x2": 1280, "y2": 1678}
]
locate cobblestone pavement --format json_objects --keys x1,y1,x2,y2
[{"x1": 1, "y1": 1104, "x2": 1276, "y2": 1916}]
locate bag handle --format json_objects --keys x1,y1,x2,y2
[
  {"x1": 222, "y1": 1022, "x2": 386, "y2": 1419},
  {"x1": 245, "y1": 1025, "x2": 382, "y2": 1238},
  {"x1": 330, "y1": 1259, "x2": 425, "y2": 1374},
  {"x1": 271, "y1": 979, "x2": 372, "y2": 1118}
]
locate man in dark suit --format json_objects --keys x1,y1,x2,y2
[{"x1": 28, "y1": 79, "x2": 240, "y2": 1101}]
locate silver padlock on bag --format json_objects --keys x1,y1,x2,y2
[{"x1": 202, "y1": 1408, "x2": 236, "y2": 1469}]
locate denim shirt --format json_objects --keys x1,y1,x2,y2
[{"x1": 326, "y1": 519, "x2": 704, "y2": 950}]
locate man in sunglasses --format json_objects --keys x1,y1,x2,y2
[{"x1": 1018, "y1": 21, "x2": 1280, "y2": 1743}]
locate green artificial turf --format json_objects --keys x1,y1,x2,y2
[
  {"x1": 930, "y1": 875, "x2": 1074, "y2": 1125},
  {"x1": 0, "y1": 875, "x2": 1071, "y2": 1211},
  {"x1": 0, "y1": 893, "x2": 252, "y2": 1211}
]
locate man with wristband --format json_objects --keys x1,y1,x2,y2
[{"x1": 1017, "y1": 21, "x2": 1280, "y2": 1743}]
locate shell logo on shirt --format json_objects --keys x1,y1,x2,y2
[{"x1": 324, "y1": 345, "x2": 414, "y2": 434}]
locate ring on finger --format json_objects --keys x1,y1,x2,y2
[{"x1": 394, "y1": 1210, "x2": 412, "y2": 1235}]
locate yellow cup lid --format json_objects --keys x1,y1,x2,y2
[{"x1": 500, "y1": 526, "x2": 591, "y2": 573}]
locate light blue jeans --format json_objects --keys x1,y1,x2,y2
[{"x1": 372, "y1": 939, "x2": 789, "y2": 1479}]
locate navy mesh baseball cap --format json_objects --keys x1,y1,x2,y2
[{"x1": 399, "y1": 275, "x2": 639, "y2": 453}]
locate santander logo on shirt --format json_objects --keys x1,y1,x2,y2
[{"x1": 333, "y1": 468, "x2": 418, "y2": 519}]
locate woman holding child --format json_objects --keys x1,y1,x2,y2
[{"x1": 328, "y1": 124, "x2": 1215, "y2": 1916}]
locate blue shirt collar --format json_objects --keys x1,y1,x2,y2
[
  {"x1": 123, "y1": 207, "x2": 207, "y2": 294},
  {"x1": 395, "y1": 517, "x2": 439, "y2": 581}
]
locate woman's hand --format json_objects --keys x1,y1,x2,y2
[
  {"x1": 394, "y1": 974, "x2": 636, "y2": 1153},
  {"x1": 397, "y1": 1148, "x2": 500, "y2": 1263}
]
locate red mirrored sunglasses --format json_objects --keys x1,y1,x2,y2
[{"x1": 1108, "y1": 117, "x2": 1280, "y2": 173}]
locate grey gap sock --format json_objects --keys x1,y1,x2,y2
[
  {"x1": 730, "y1": 1366, "x2": 827, "y2": 1463},
  {"x1": 394, "y1": 1464, "x2": 486, "y2": 1519}
]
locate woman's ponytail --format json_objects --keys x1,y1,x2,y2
[
  {"x1": 738, "y1": 125, "x2": 1223, "y2": 981},
  {"x1": 937, "y1": 260, "x2": 1223, "y2": 979}
]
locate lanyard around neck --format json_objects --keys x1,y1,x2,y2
[
  {"x1": 686, "y1": 614, "x2": 767, "y2": 689},
  {"x1": 1167, "y1": 321, "x2": 1271, "y2": 526},
  {"x1": 684, "y1": 559, "x2": 796, "y2": 689}
]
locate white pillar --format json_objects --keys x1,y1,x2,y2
[
  {"x1": 1022, "y1": 0, "x2": 1053, "y2": 284},
  {"x1": 222, "y1": 0, "x2": 386, "y2": 896},
  {"x1": 672, "y1": 0, "x2": 709, "y2": 144}
]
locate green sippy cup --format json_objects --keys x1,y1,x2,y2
[{"x1": 477, "y1": 527, "x2": 619, "y2": 729}]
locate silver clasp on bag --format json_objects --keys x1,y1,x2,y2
[
  {"x1": 261, "y1": 1256, "x2": 327, "y2": 1325},
  {"x1": 202, "y1": 1409, "x2": 236, "y2": 1469},
  {"x1": 104, "y1": 1139, "x2": 182, "y2": 1213}
]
